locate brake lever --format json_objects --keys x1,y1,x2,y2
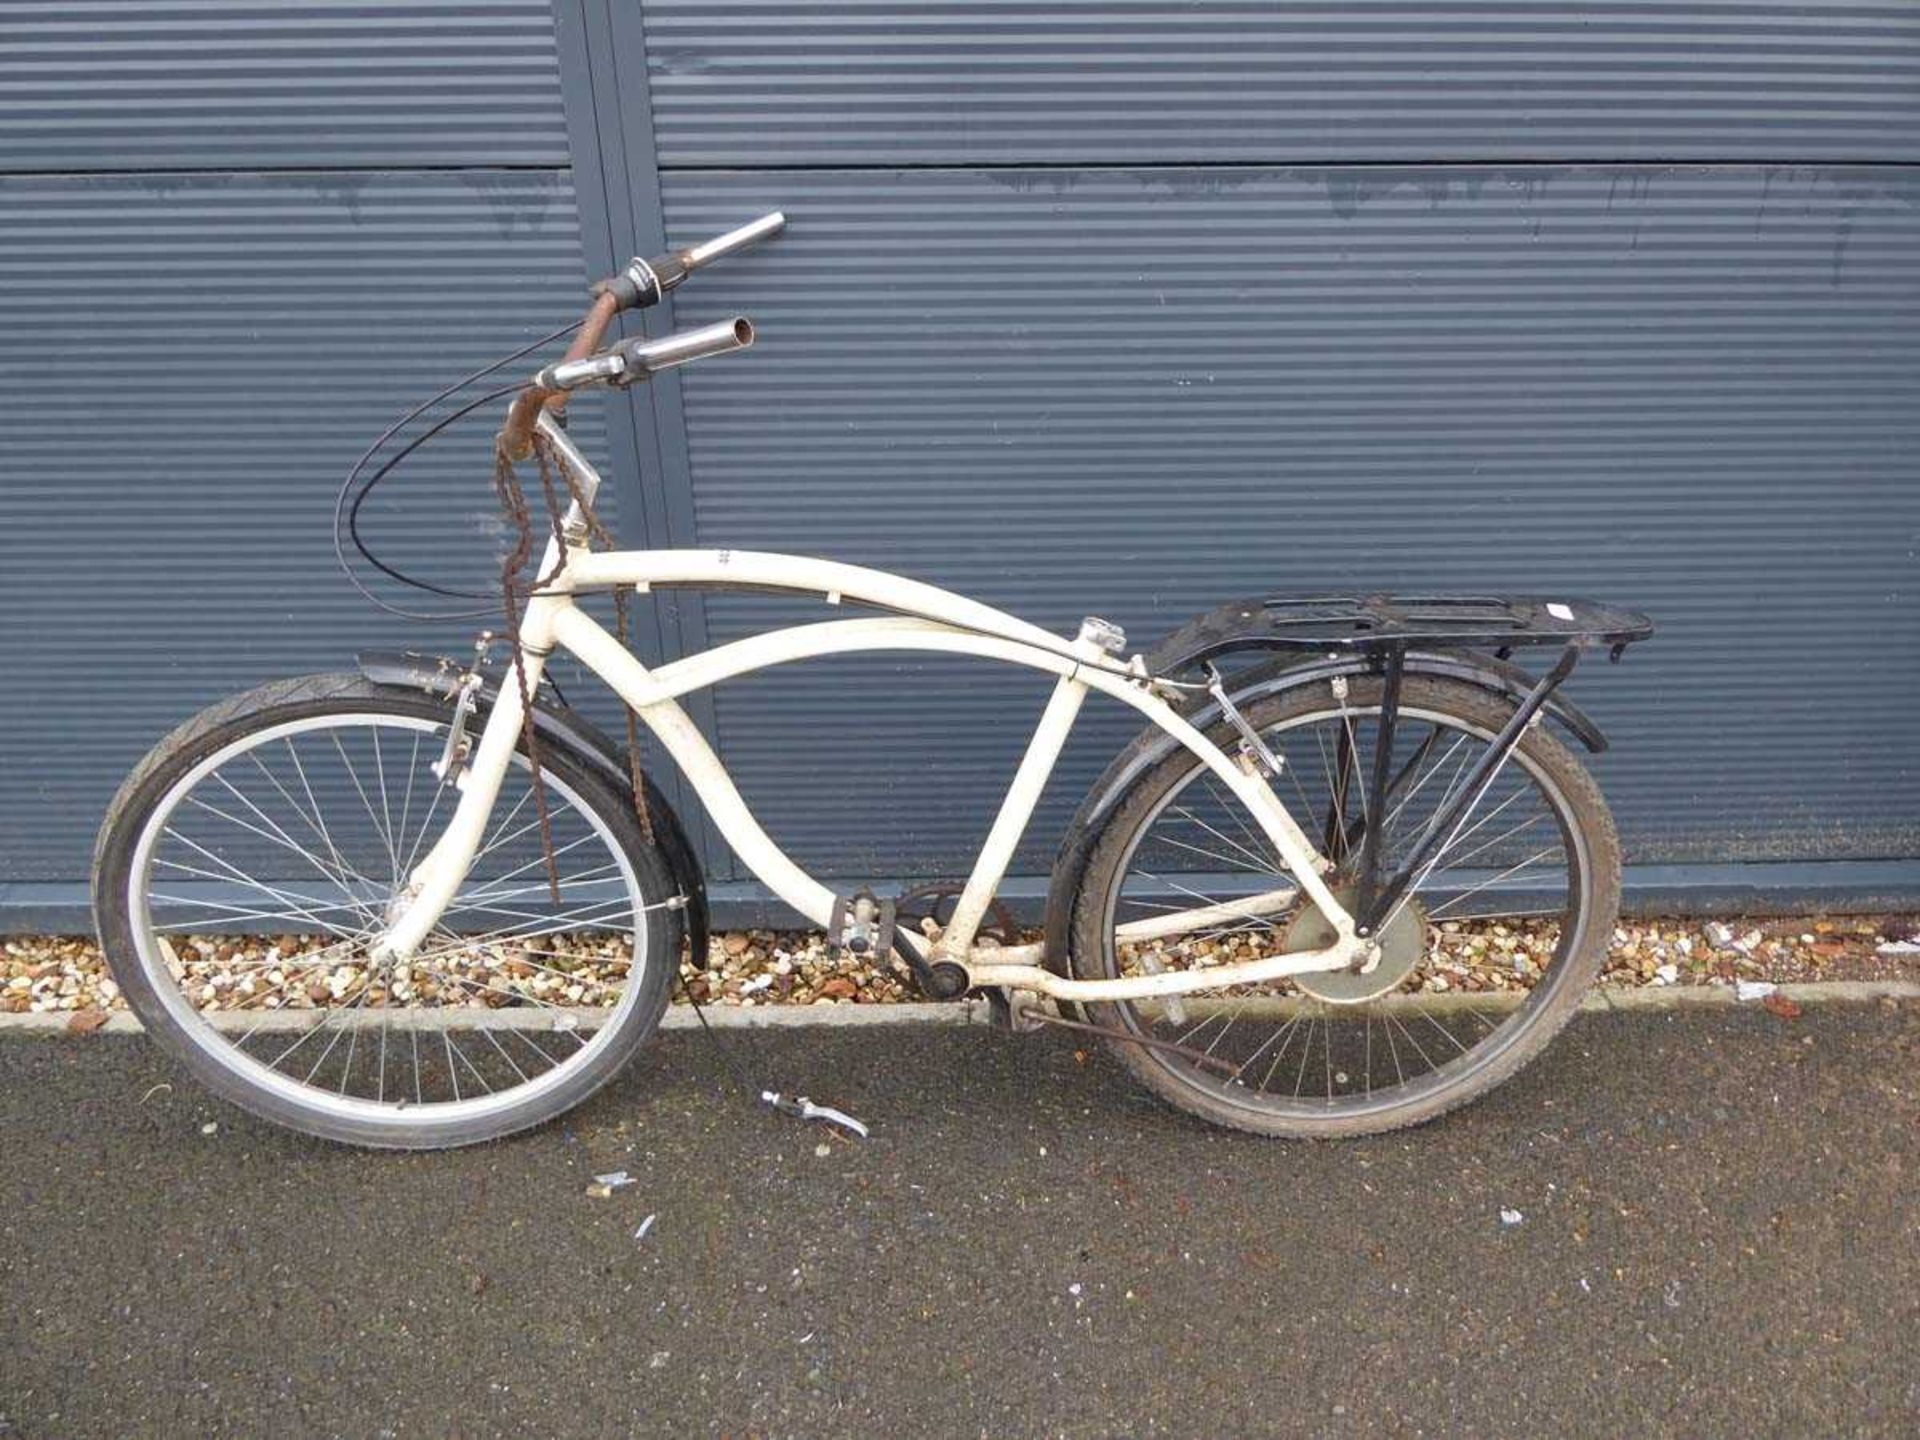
[{"x1": 594, "y1": 212, "x2": 787, "y2": 311}]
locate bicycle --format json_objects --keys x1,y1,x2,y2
[{"x1": 93, "y1": 212, "x2": 1654, "y2": 1148}]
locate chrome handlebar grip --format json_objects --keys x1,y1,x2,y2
[
  {"x1": 680, "y1": 212, "x2": 786, "y2": 271},
  {"x1": 534, "y1": 317, "x2": 755, "y2": 392},
  {"x1": 617, "y1": 317, "x2": 755, "y2": 375},
  {"x1": 596, "y1": 212, "x2": 785, "y2": 313}
]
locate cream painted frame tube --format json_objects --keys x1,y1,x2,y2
[
  {"x1": 564, "y1": 599, "x2": 1356, "y2": 996},
  {"x1": 383, "y1": 434, "x2": 1361, "y2": 1002}
]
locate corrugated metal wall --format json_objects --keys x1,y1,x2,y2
[
  {"x1": 659, "y1": 166, "x2": 1920, "y2": 879},
  {"x1": 639, "y1": 1, "x2": 1920, "y2": 165},
  {"x1": 620, "y1": 2, "x2": 1920, "y2": 889},
  {"x1": 0, "y1": 1, "x2": 571, "y2": 168},
  {"x1": 4, "y1": 2, "x2": 1918, "y2": 916},
  {"x1": 2, "y1": 3, "x2": 613, "y2": 901}
]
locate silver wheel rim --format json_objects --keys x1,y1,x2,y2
[
  {"x1": 125, "y1": 711, "x2": 654, "y2": 1133},
  {"x1": 1098, "y1": 699, "x2": 1593, "y2": 1120}
]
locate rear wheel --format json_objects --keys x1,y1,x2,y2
[
  {"x1": 93, "y1": 673, "x2": 681, "y2": 1149},
  {"x1": 1069, "y1": 675, "x2": 1619, "y2": 1137}
]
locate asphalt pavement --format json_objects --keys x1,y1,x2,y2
[{"x1": 2, "y1": 1003, "x2": 1916, "y2": 1437}]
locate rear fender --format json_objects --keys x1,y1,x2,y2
[
  {"x1": 1039, "y1": 648, "x2": 1607, "y2": 980},
  {"x1": 355, "y1": 650, "x2": 709, "y2": 965}
]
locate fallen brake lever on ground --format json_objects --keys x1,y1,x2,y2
[{"x1": 760, "y1": 1091, "x2": 870, "y2": 1139}]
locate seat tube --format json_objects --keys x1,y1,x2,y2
[{"x1": 937, "y1": 668, "x2": 1090, "y2": 962}]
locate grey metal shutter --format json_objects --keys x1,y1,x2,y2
[
  {"x1": 7, "y1": 1, "x2": 1919, "y2": 921},
  {"x1": 0, "y1": 1, "x2": 571, "y2": 169},
  {"x1": 1, "y1": 3, "x2": 607, "y2": 923},
  {"x1": 613, "y1": 2, "x2": 1920, "y2": 900},
  {"x1": 640, "y1": 1, "x2": 1920, "y2": 167}
]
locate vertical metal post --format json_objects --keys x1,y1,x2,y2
[{"x1": 548, "y1": 0, "x2": 730, "y2": 874}]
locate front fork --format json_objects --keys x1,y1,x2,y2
[{"x1": 369, "y1": 602, "x2": 558, "y2": 964}]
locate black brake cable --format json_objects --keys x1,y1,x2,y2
[
  {"x1": 342, "y1": 380, "x2": 523, "y2": 615},
  {"x1": 332, "y1": 317, "x2": 581, "y2": 621}
]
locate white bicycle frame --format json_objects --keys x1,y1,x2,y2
[{"x1": 375, "y1": 414, "x2": 1366, "y2": 1003}]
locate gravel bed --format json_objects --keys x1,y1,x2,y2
[{"x1": 5, "y1": 914, "x2": 1917, "y2": 1021}]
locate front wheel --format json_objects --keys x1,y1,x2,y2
[
  {"x1": 1069, "y1": 675, "x2": 1620, "y2": 1138},
  {"x1": 93, "y1": 674, "x2": 682, "y2": 1149}
]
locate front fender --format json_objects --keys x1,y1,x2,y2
[
  {"x1": 355, "y1": 650, "x2": 709, "y2": 967},
  {"x1": 1039, "y1": 648, "x2": 1608, "y2": 980}
]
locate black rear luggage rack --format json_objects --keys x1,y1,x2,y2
[{"x1": 1148, "y1": 592, "x2": 1655, "y2": 678}]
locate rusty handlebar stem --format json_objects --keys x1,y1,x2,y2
[
  {"x1": 495, "y1": 212, "x2": 784, "y2": 465},
  {"x1": 495, "y1": 289, "x2": 622, "y2": 463}
]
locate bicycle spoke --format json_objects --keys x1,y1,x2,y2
[
  {"x1": 156, "y1": 831, "x2": 370, "y2": 938},
  {"x1": 437, "y1": 840, "x2": 609, "y2": 910},
  {"x1": 280, "y1": 739, "x2": 375, "y2": 901},
  {"x1": 1424, "y1": 849, "x2": 1562, "y2": 920},
  {"x1": 398, "y1": 758, "x2": 452, "y2": 877},
  {"x1": 1258, "y1": 1012, "x2": 1308, "y2": 1093},
  {"x1": 1227, "y1": 1009, "x2": 1298, "y2": 1085},
  {"x1": 1166, "y1": 803, "x2": 1279, "y2": 875},
  {"x1": 184, "y1": 788, "x2": 381, "y2": 922},
  {"x1": 201, "y1": 774, "x2": 384, "y2": 920},
  {"x1": 393, "y1": 731, "x2": 421, "y2": 888},
  {"x1": 148, "y1": 884, "x2": 363, "y2": 939},
  {"x1": 242, "y1": 751, "x2": 386, "y2": 905},
  {"x1": 1147, "y1": 829, "x2": 1280, "y2": 876},
  {"x1": 1383, "y1": 730, "x2": 1467, "y2": 837},
  {"x1": 476, "y1": 1025, "x2": 532, "y2": 1084},
  {"x1": 367, "y1": 728, "x2": 401, "y2": 887},
  {"x1": 1202, "y1": 775, "x2": 1281, "y2": 874}
]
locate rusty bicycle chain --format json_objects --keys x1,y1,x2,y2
[
  {"x1": 539, "y1": 431, "x2": 655, "y2": 848},
  {"x1": 490, "y1": 431, "x2": 657, "y2": 904},
  {"x1": 515, "y1": 432, "x2": 758, "y2": 1101},
  {"x1": 488, "y1": 446, "x2": 565, "y2": 904}
]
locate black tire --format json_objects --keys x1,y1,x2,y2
[
  {"x1": 93, "y1": 673, "x2": 681, "y2": 1149},
  {"x1": 1069, "y1": 675, "x2": 1620, "y2": 1138}
]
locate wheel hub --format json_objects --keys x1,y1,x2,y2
[{"x1": 1282, "y1": 883, "x2": 1427, "y2": 1004}]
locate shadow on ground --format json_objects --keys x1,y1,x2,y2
[{"x1": 2, "y1": 1005, "x2": 1916, "y2": 1436}]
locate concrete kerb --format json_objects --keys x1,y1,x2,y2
[{"x1": 1, "y1": 982, "x2": 1913, "y2": 1037}]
